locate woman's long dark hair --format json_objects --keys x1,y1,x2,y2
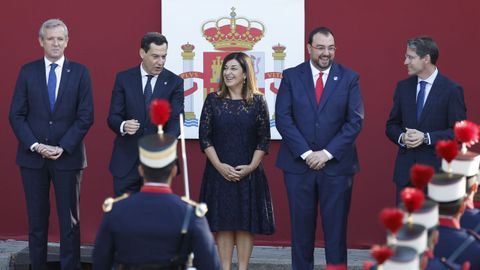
[{"x1": 217, "y1": 52, "x2": 262, "y2": 103}]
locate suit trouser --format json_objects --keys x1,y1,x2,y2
[
  {"x1": 20, "y1": 161, "x2": 82, "y2": 270},
  {"x1": 284, "y1": 170, "x2": 353, "y2": 269},
  {"x1": 113, "y1": 164, "x2": 142, "y2": 196}
]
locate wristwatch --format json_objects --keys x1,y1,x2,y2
[{"x1": 423, "y1": 133, "x2": 429, "y2": 145}]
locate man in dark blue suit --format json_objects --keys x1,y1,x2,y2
[
  {"x1": 108, "y1": 32, "x2": 184, "y2": 196},
  {"x1": 275, "y1": 27, "x2": 364, "y2": 268},
  {"x1": 93, "y1": 129, "x2": 220, "y2": 270},
  {"x1": 386, "y1": 37, "x2": 466, "y2": 200},
  {"x1": 9, "y1": 19, "x2": 94, "y2": 270}
]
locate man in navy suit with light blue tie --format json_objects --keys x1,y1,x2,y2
[
  {"x1": 9, "y1": 19, "x2": 94, "y2": 269},
  {"x1": 275, "y1": 27, "x2": 364, "y2": 269},
  {"x1": 386, "y1": 37, "x2": 466, "y2": 200},
  {"x1": 107, "y1": 32, "x2": 184, "y2": 196}
]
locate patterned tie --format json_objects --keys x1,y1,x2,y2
[
  {"x1": 417, "y1": 81, "x2": 427, "y2": 122},
  {"x1": 48, "y1": 63, "x2": 58, "y2": 111},
  {"x1": 315, "y1": 72, "x2": 324, "y2": 104},
  {"x1": 144, "y1": 75, "x2": 154, "y2": 108}
]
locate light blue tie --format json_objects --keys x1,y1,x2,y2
[
  {"x1": 48, "y1": 63, "x2": 58, "y2": 111},
  {"x1": 416, "y1": 81, "x2": 427, "y2": 122}
]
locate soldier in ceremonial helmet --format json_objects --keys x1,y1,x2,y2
[
  {"x1": 429, "y1": 173, "x2": 479, "y2": 269},
  {"x1": 92, "y1": 128, "x2": 220, "y2": 270}
]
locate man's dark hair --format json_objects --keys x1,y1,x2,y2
[
  {"x1": 308, "y1": 27, "x2": 335, "y2": 45},
  {"x1": 438, "y1": 198, "x2": 464, "y2": 217},
  {"x1": 407, "y1": 37, "x2": 439, "y2": 65},
  {"x1": 140, "y1": 160, "x2": 176, "y2": 183},
  {"x1": 141, "y1": 32, "x2": 168, "y2": 53}
]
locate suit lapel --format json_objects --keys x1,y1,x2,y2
[
  {"x1": 37, "y1": 60, "x2": 51, "y2": 113},
  {"x1": 418, "y1": 74, "x2": 443, "y2": 125},
  {"x1": 318, "y1": 62, "x2": 339, "y2": 112},
  {"x1": 147, "y1": 70, "x2": 172, "y2": 125},
  {"x1": 402, "y1": 77, "x2": 418, "y2": 127},
  {"x1": 129, "y1": 67, "x2": 146, "y2": 119},
  {"x1": 54, "y1": 59, "x2": 71, "y2": 113},
  {"x1": 152, "y1": 70, "x2": 168, "y2": 99},
  {"x1": 299, "y1": 62, "x2": 317, "y2": 111}
]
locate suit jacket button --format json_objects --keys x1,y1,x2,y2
[
  {"x1": 49, "y1": 121, "x2": 53, "y2": 125},
  {"x1": 45, "y1": 138, "x2": 49, "y2": 142}
]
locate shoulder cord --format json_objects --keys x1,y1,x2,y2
[{"x1": 170, "y1": 205, "x2": 194, "y2": 267}]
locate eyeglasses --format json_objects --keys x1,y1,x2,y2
[
  {"x1": 311, "y1": 45, "x2": 336, "y2": 53},
  {"x1": 405, "y1": 54, "x2": 419, "y2": 60}
]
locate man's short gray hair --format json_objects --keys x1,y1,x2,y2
[{"x1": 39, "y1": 19, "x2": 68, "y2": 39}]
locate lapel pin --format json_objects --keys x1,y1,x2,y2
[
  {"x1": 333, "y1": 76, "x2": 338, "y2": 81},
  {"x1": 67, "y1": 69, "x2": 71, "y2": 73}
]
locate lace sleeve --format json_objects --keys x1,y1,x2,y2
[
  {"x1": 199, "y1": 94, "x2": 214, "y2": 151},
  {"x1": 255, "y1": 95, "x2": 271, "y2": 153}
]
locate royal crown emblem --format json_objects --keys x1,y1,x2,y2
[
  {"x1": 201, "y1": 7, "x2": 265, "y2": 51},
  {"x1": 174, "y1": 5, "x2": 288, "y2": 138}
]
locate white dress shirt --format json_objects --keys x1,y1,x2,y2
[
  {"x1": 31, "y1": 56, "x2": 66, "y2": 151},
  {"x1": 300, "y1": 61, "x2": 334, "y2": 161},
  {"x1": 397, "y1": 68, "x2": 438, "y2": 146},
  {"x1": 119, "y1": 64, "x2": 159, "y2": 134},
  {"x1": 44, "y1": 56, "x2": 65, "y2": 100},
  {"x1": 416, "y1": 67, "x2": 438, "y2": 106}
]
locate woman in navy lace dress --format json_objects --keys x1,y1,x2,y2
[{"x1": 199, "y1": 52, "x2": 275, "y2": 270}]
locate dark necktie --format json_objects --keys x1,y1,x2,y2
[
  {"x1": 315, "y1": 72, "x2": 324, "y2": 104},
  {"x1": 48, "y1": 63, "x2": 58, "y2": 111},
  {"x1": 144, "y1": 75, "x2": 154, "y2": 108},
  {"x1": 417, "y1": 81, "x2": 427, "y2": 121}
]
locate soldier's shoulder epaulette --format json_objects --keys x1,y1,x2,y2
[
  {"x1": 181, "y1": 196, "x2": 208, "y2": 217},
  {"x1": 102, "y1": 193, "x2": 129, "y2": 212}
]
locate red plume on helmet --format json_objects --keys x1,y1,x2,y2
[
  {"x1": 371, "y1": 245, "x2": 393, "y2": 265},
  {"x1": 150, "y1": 99, "x2": 171, "y2": 133},
  {"x1": 410, "y1": 164, "x2": 434, "y2": 190},
  {"x1": 379, "y1": 208, "x2": 404, "y2": 235},
  {"x1": 401, "y1": 187, "x2": 425, "y2": 213},
  {"x1": 454, "y1": 120, "x2": 479, "y2": 147},
  {"x1": 435, "y1": 140, "x2": 458, "y2": 163}
]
